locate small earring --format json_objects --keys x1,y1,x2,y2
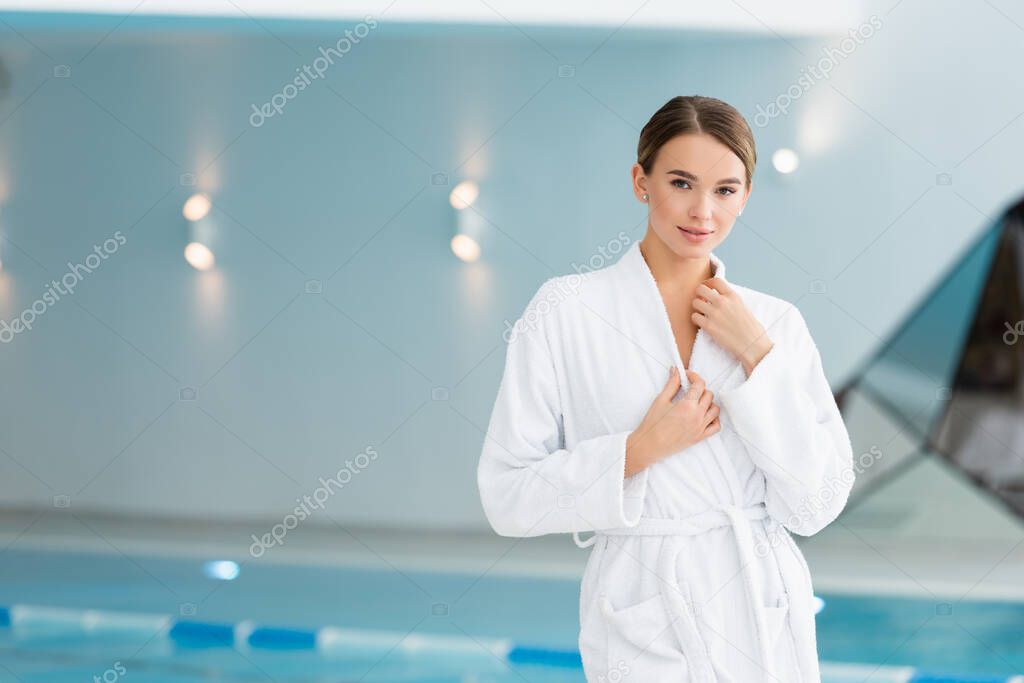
[{"x1": 642, "y1": 193, "x2": 649, "y2": 201}]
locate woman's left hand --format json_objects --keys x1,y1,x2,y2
[{"x1": 691, "y1": 277, "x2": 774, "y2": 376}]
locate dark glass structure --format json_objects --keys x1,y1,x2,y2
[{"x1": 840, "y1": 198, "x2": 1024, "y2": 517}]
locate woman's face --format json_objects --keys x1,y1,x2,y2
[{"x1": 632, "y1": 133, "x2": 751, "y2": 258}]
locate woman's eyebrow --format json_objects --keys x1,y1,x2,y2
[{"x1": 667, "y1": 169, "x2": 742, "y2": 185}]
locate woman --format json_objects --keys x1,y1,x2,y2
[{"x1": 477, "y1": 95, "x2": 854, "y2": 682}]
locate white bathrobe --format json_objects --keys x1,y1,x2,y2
[{"x1": 477, "y1": 238, "x2": 855, "y2": 682}]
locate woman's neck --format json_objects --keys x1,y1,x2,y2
[{"x1": 639, "y1": 231, "x2": 715, "y2": 294}]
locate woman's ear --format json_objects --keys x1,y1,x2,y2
[
  {"x1": 738, "y1": 180, "x2": 753, "y2": 214},
  {"x1": 631, "y1": 162, "x2": 647, "y2": 201}
]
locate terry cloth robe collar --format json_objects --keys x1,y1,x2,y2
[{"x1": 616, "y1": 240, "x2": 746, "y2": 395}]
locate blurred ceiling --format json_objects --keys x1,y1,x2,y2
[{"x1": 0, "y1": 0, "x2": 869, "y2": 36}]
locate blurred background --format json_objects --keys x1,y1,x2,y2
[{"x1": 0, "y1": 1, "x2": 1022, "y2": 681}]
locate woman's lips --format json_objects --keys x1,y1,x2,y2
[{"x1": 677, "y1": 226, "x2": 713, "y2": 243}]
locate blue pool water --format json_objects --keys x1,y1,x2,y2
[{"x1": 0, "y1": 547, "x2": 1021, "y2": 681}]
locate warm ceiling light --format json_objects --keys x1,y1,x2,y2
[
  {"x1": 772, "y1": 148, "x2": 799, "y2": 174},
  {"x1": 449, "y1": 181, "x2": 479, "y2": 210},
  {"x1": 183, "y1": 193, "x2": 212, "y2": 221},
  {"x1": 450, "y1": 234, "x2": 480, "y2": 262},
  {"x1": 184, "y1": 241, "x2": 215, "y2": 270}
]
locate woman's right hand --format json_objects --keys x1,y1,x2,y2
[{"x1": 624, "y1": 367, "x2": 720, "y2": 477}]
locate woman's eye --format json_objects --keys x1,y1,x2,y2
[{"x1": 671, "y1": 179, "x2": 735, "y2": 196}]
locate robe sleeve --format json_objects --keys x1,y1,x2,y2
[
  {"x1": 477, "y1": 280, "x2": 650, "y2": 538},
  {"x1": 717, "y1": 305, "x2": 854, "y2": 536}
]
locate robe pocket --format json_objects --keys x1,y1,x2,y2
[
  {"x1": 600, "y1": 592, "x2": 687, "y2": 678},
  {"x1": 762, "y1": 595, "x2": 791, "y2": 650}
]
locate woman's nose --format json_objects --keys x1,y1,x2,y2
[{"x1": 690, "y1": 190, "x2": 714, "y2": 219}]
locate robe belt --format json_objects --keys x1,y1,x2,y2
[{"x1": 574, "y1": 503, "x2": 779, "y2": 683}]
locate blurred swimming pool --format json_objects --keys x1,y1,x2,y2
[{"x1": 0, "y1": 547, "x2": 1021, "y2": 682}]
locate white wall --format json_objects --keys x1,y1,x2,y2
[{"x1": 0, "y1": 1, "x2": 1021, "y2": 529}]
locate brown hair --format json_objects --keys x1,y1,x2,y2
[{"x1": 637, "y1": 96, "x2": 756, "y2": 188}]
